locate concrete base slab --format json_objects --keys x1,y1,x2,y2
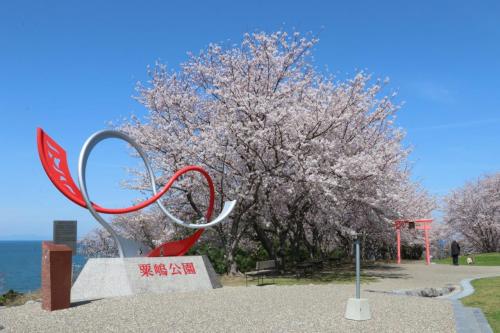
[
  {"x1": 345, "y1": 298, "x2": 371, "y2": 321},
  {"x1": 71, "y1": 255, "x2": 221, "y2": 302}
]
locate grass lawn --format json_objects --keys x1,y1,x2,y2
[
  {"x1": 0, "y1": 290, "x2": 41, "y2": 307},
  {"x1": 221, "y1": 265, "x2": 378, "y2": 287},
  {"x1": 462, "y1": 276, "x2": 500, "y2": 333},
  {"x1": 433, "y1": 252, "x2": 500, "y2": 266}
]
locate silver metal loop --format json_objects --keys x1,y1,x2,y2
[
  {"x1": 77, "y1": 130, "x2": 236, "y2": 257},
  {"x1": 78, "y1": 130, "x2": 154, "y2": 257}
]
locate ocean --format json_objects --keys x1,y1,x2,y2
[{"x1": 0, "y1": 241, "x2": 87, "y2": 294}]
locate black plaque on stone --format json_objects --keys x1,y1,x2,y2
[{"x1": 53, "y1": 220, "x2": 77, "y2": 255}]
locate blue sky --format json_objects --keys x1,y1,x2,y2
[{"x1": 0, "y1": 0, "x2": 499, "y2": 240}]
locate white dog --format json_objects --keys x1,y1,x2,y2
[{"x1": 466, "y1": 257, "x2": 473, "y2": 265}]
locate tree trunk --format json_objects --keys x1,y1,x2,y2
[
  {"x1": 225, "y1": 239, "x2": 241, "y2": 276},
  {"x1": 277, "y1": 230, "x2": 288, "y2": 271},
  {"x1": 253, "y1": 221, "x2": 276, "y2": 260}
]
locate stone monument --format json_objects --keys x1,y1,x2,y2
[
  {"x1": 41, "y1": 242, "x2": 72, "y2": 311},
  {"x1": 37, "y1": 128, "x2": 236, "y2": 301},
  {"x1": 53, "y1": 220, "x2": 77, "y2": 254}
]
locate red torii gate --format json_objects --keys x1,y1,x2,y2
[{"x1": 394, "y1": 219, "x2": 433, "y2": 265}]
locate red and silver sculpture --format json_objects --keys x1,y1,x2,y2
[{"x1": 37, "y1": 128, "x2": 236, "y2": 258}]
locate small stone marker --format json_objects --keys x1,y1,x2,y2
[
  {"x1": 53, "y1": 220, "x2": 77, "y2": 254},
  {"x1": 41, "y1": 241, "x2": 72, "y2": 311}
]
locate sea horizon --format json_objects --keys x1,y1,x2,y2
[{"x1": 0, "y1": 240, "x2": 87, "y2": 294}]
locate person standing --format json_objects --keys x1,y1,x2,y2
[{"x1": 451, "y1": 240, "x2": 460, "y2": 265}]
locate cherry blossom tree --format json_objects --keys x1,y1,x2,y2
[
  {"x1": 443, "y1": 173, "x2": 500, "y2": 253},
  {"x1": 81, "y1": 205, "x2": 180, "y2": 258},
  {"x1": 82, "y1": 31, "x2": 435, "y2": 273}
]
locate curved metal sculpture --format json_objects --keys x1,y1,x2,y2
[{"x1": 37, "y1": 128, "x2": 236, "y2": 258}]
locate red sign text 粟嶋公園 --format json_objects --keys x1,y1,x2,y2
[{"x1": 138, "y1": 262, "x2": 197, "y2": 277}]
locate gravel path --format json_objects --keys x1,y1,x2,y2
[
  {"x1": 1, "y1": 262, "x2": 498, "y2": 332},
  {"x1": 362, "y1": 262, "x2": 500, "y2": 292},
  {"x1": 0, "y1": 284, "x2": 454, "y2": 333}
]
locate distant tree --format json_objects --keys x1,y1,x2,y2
[
  {"x1": 80, "y1": 228, "x2": 117, "y2": 258},
  {"x1": 80, "y1": 206, "x2": 178, "y2": 258},
  {"x1": 443, "y1": 173, "x2": 500, "y2": 252}
]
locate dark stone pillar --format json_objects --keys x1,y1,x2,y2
[{"x1": 41, "y1": 241, "x2": 72, "y2": 311}]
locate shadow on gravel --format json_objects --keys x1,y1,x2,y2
[
  {"x1": 296, "y1": 262, "x2": 408, "y2": 283},
  {"x1": 255, "y1": 283, "x2": 276, "y2": 287},
  {"x1": 70, "y1": 299, "x2": 102, "y2": 308},
  {"x1": 224, "y1": 262, "x2": 412, "y2": 287},
  {"x1": 363, "y1": 263, "x2": 405, "y2": 271},
  {"x1": 361, "y1": 263, "x2": 411, "y2": 280},
  {"x1": 363, "y1": 271, "x2": 410, "y2": 280}
]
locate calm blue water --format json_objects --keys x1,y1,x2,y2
[{"x1": 0, "y1": 241, "x2": 87, "y2": 294}]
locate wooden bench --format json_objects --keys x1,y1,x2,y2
[
  {"x1": 328, "y1": 256, "x2": 342, "y2": 267},
  {"x1": 245, "y1": 260, "x2": 278, "y2": 286},
  {"x1": 295, "y1": 259, "x2": 327, "y2": 278}
]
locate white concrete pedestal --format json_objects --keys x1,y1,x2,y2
[
  {"x1": 71, "y1": 255, "x2": 221, "y2": 302},
  {"x1": 345, "y1": 298, "x2": 371, "y2": 321}
]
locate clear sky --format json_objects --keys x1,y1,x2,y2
[{"x1": 1, "y1": 0, "x2": 499, "y2": 240}]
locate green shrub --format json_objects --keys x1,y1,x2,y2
[
  {"x1": 189, "y1": 243, "x2": 271, "y2": 274},
  {"x1": 402, "y1": 244, "x2": 423, "y2": 260},
  {"x1": 0, "y1": 289, "x2": 22, "y2": 306}
]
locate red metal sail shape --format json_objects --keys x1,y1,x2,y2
[
  {"x1": 147, "y1": 229, "x2": 204, "y2": 257},
  {"x1": 37, "y1": 128, "x2": 91, "y2": 209},
  {"x1": 37, "y1": 128, "x2": 215, "y2": 257}
]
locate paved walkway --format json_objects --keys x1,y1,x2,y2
[
  {"x1": 361, "y1": 261, "x2": 500, "y2": 292},
  {"x1": 364, "y1": 262, "x2": 500, "y2": 333},
  {"x1": 0, "y1": 262, "x2": 498, "y2": 332},
  {"x1": 448, "y1": 278, "x2": 495, "y2": 333}
]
